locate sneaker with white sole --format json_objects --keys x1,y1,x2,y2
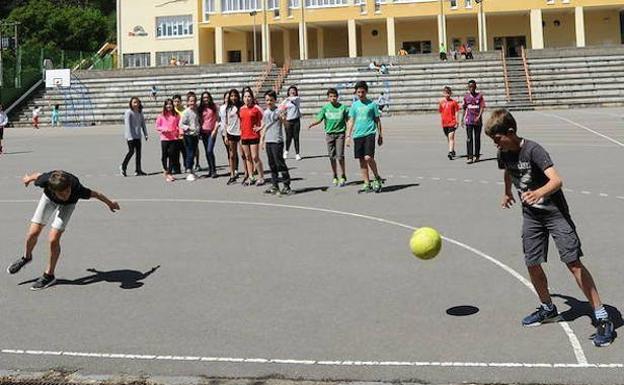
[
  {"x1": 7, "y1": 256, "x2": 32, "y2": 275},
  {"x1": 295, "y1": 154, "x2": 302, "y2": 161},
  {"x1": 283, "y1": 150, "x2": 288, "y2": 159},
  {"x1": 186, "y1": 173, "x2": 196, "y2": 181},
  {"x1": 31, "y1": 273, "x2": 56, "y2": 291},
  {"x1": 593, "y1": 318, "x2": 615, "y2": 347},
  {"x1": 522, "y1": 305, "x2": 560, "y2": 327}
]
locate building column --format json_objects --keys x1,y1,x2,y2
[
  {"x1": 575, "y1": 6, "x2": 586, "y2": 48},
  {"x1": 530, "y1": 9, "x2": 544, "y2": 49},
  {"x1": 478, "y1": 10, "x2": 488, "y2": 51},
  {"x1": 283, "y1": 28, "x2": 291, "y2": 61},
  {"x1": 317, "y1": 28, "x2": 325, "y2": 59},
  {"x1": 262, "y1": 23, "x2": 271, "y2": 62},
  {"x1": 348, "y1": 19, "x2": 357, "y2": 58},
  {"x1": 386, "y1": 17, "x2": 396, "y2": 56},
  {"x1": 215, "y1": 26, "x2": 224, "y2": 64},
  {"x1": 437, "y1": 14, "x2": 447, "y2": 49},
  {"x1": 298, "y1": 21, "x2": 308, "y2": 60}
]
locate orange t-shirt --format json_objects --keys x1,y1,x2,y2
[
  {"x1": 239, "y1": 105, "x2": 263, "y2": 140},
  {"x1": 439, "y1": 98, "x2": 459, "y2": 128}
]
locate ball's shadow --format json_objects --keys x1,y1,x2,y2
[{"x1": 446, "y1": 305, "x2": 480, "y2": 316}]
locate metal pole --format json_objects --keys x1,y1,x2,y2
[
  {"x1": 0, "y1": 26, "x2": 3, "y2": 88},
  {"x1": 14, "y1": 22, "x2": 20, "y2": 88},
  {"x1": 253, "y1": 14, "x2": 257, "y2": 62},
  {"x1": 301, "y1": 0, "x2": 306, "y2": 60}
]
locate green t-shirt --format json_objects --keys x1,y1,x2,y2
[
  {"x1": 315, "y1": 102, "x2": 349, "y2": 134},
  {"x1": 349, "y1": 99, "x2": 380, "y2": 138}
]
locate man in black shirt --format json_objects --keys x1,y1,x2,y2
[
  {"x1": 7, "y1": 170, "x2": 120, "y2": 290},
  {"x1": 485, "y1": 109, "x2": 614, "y2": 347}
]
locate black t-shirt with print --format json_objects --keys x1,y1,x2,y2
[
  {"x1": 35, "y1": 171, "x2": 92, "y2": 205},
  {"x1": 497, "y1": 139, "x2": 569, "y2": 215}
]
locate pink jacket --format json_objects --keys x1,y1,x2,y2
[{"x1": 155, "y1": 113, "x2": 181, "y2": 141}]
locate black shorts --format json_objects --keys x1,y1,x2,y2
[
  {"x1": 522, "y1": 207, "x2": 583, "y2": 267},
  {"x1": 227, "y1": 134, "x2": 240, "y2": 142},
  {"x1": 241, "y1": 138, "x2": 260, "y2": 146},
  {"x1": 354, "y1": 134, "x2": 376, "y2": 159},
  {"x1": 0, "y1": 127, "x2": 4, "y2": 140},
  {"x1": 443, "y1": 127, "x2": 457, "y2": 137}
]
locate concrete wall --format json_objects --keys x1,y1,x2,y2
[
  {"x1": 360, "y1": 21, "x2": 388, "y2": 57},
  {"x1": 486, "y1": 13, "x2": 532, "y2": 48},
  {"x1": 120, "y1": 0, "x2": 199, "y2": 67},
  {"x1": 447, "y1": 16, "x2": 479, "y2": 48},
  {"x1": 585, "y1": 8, "x2": 621, "y2": 46},
  {"x1": 395, "y1": 18, "x2": 439, "y2": 53},
  {"x1": 223, "y1": 30, "x2": 250, "y2": 62},
  {"x1": 324, "y1": 26, "x2": 349, "y2": 58},
  {"x1": 543, "y1": 10, "x2": 576, "y2": 48}
]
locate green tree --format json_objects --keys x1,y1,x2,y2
[{"x1": 5, "y1": 0, "x2": 114, "y2": 52}]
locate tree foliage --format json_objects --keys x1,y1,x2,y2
[{"x1": 3, "y1": 0, "x2": 115, "y2": 52}]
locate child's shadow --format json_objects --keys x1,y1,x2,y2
[
  {"x1": 56, "y1": 265, "x2": 161, "y2": 289},
  {"x1": 552, "y1": 293, "x2": 622, "y2": 338}
]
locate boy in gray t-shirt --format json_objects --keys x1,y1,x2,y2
[
  {"x1": 485, "y1": 109, "x2": 614, "y2": 347},
  {"x1": 260, "y1": 91, "x2": 291, "y2": 195}
]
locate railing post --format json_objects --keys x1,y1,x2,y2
[
  {"x1": 521, "y1": 46, "x2": 533, "y2": 103},
  {"x1": 501, "y1": 49, "x2": 510, "y2": 103}
]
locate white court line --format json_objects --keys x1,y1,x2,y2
[
  {"x1": 0, "y1": 198, "x2": 588, "y2": 365},
  {"x1": 540, "y1": 113, "x2": 624, "y2": 148},
  {"x1": 1, "y1": 349, "x2": 621, "y2": 369}
]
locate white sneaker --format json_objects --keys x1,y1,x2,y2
[
  {"x1": 283, "y1": 150, "x2": 288, "y2": 159},
  {"x1": 296, "y1": 154, "x2": 302, "y2": 161},
  {"x1": 186, "y1": 173, "x2": 196, "y2": 181}
]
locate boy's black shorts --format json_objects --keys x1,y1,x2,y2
[
  {"x1": 354, "y1": 134, "x2": 376, "y2": 159},
  {"x1": 443, "y1": 127, "x2": 456, "y2": 137},
  {"x1": 522, "y1": 207, "x2": 583, "y2": 267}
]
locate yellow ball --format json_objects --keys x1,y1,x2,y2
[{"x1": 410, "y1": 227, "x2": 442, "y2": 260}]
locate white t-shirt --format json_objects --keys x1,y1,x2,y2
[
  {"x1": 225, "y1": 105, "x2": 241, "y2": 136},
  {"x1": 218, "y1": 104, "x2": 227, "y2": 137},
  {"x1": 33, "y1": 107, "x2": 42, "y2": 118}
]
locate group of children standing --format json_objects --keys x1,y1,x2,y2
[{"x1": 121, "y1": 80, "x2": 385, "y2": 194}]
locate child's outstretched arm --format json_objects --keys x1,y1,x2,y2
[
  {"x1": 308, "y1": 119, "x2": 323, "y2": 129},
  {"x1": 90, "y1": 190, "x2": 121, "y2": 212},
  {"x1": 22, "y1": 173, "x2": 42, "y2": 187}
]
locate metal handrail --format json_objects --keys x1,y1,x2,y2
[
  {"x1": 501, "y1": 49, "x2": 511, "y2": 102},
  {"x1": 253, "y1": 58, "x2": 273, "y2": 95},
  {"x1": 521, "y1": 46, "x2": 533, "y2": 103},
  {"x1": 273, "y1": 58, "x2": 291, "y2": 94}
]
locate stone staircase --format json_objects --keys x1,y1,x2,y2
[
  {"x1": 11, "y1": 63, "x2": 267, "y2": 127},
  {"x1": 285, "y1": 53, "x2": 508, "y2": 116},
  {"x1": 505, "y1": 57, "x2": 534, "y2": 111}
]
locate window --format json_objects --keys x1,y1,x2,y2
[
  {"x1": 123, "y1": 53, "x2": 151, "y2": 68},
  {"x1": 450, "y1": 0, "x2": 458, "y2": 8},
  {"x1": 228, "y1": 50, "x2": 242, "y2": 62},
  {"x1": 221, "y1": 0, "x2": 261, "y2": 12},
  {"x1": 289, "y1": 0, "x2": 300, "y2": 8},
  {"x1": 156, "y1": 15, "x2": 193, "y2": 38},
  {"x1": 465, "y1": 0, "x2": 472, "y2": 8},
  {"x1": 205, "y1": 0, "x2": 216, "y2": 13},
  {"x1": 305, "y1": 0, "x2": 347, "y2": 7},
  {"x1": 402, "y1": 41, "x2": 432, "y2": 54},
  {"x1": 267, "y1": 0, "x2": 279, "y2": 9},
  {"x1": 156, "y1": 51, "x2": 194, "y2": 66}
]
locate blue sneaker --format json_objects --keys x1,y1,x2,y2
[
  {"x1": 522, "y1": 305, "x2": 559, "y2": 327},
  {"x1": 593, "y1": 319, "x2": 614, "y2": 347}
]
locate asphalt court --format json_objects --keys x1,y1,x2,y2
[{"x1": 0, "y1": 107, "x2": 623, "y2": 384}]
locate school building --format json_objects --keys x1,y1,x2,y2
[{"x1": 117, "y1": 0, "x2": 624, "y2": 67}]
